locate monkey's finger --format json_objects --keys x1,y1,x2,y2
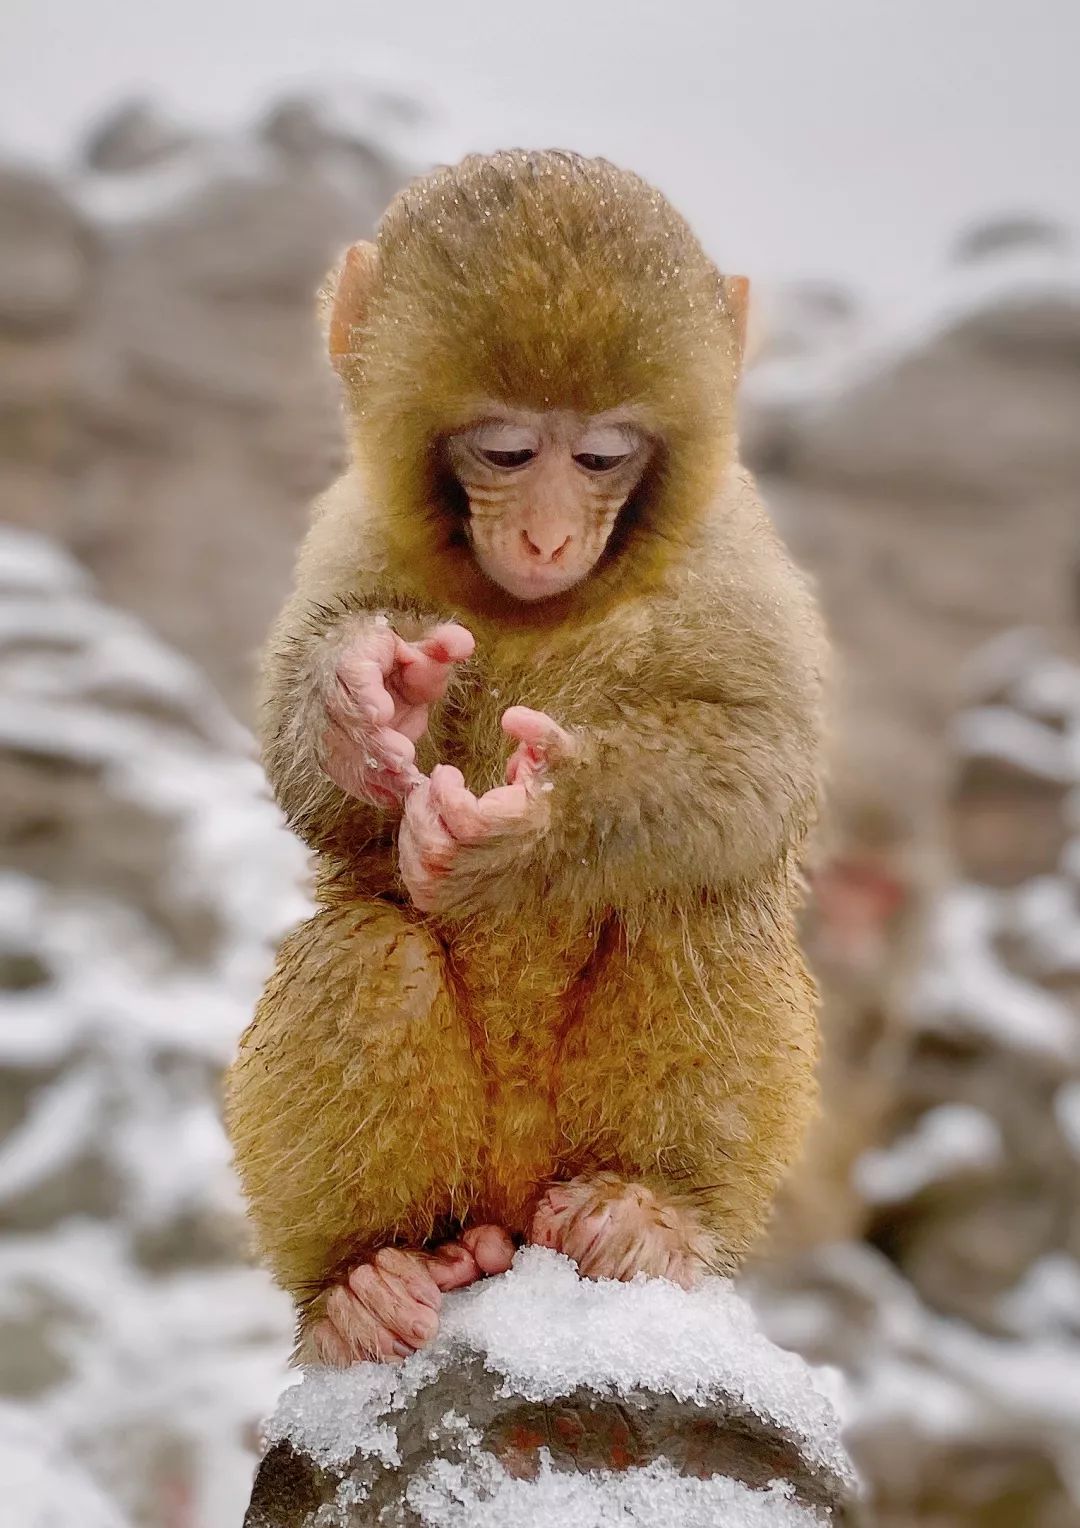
[
  {"x1": 461, "y1": 1225, "x2": 516, "y2": 1275},
  {"x1": 323, "y1": 712, "x2": 423, "y2": 802},
  {"x1": 429, "y1": 764, "x2": 467, "y2": 792},
  {"x1": 416, "y1": 622, "x2": 475, "y2": 664},
  {"x1": 322, "y1": 721, "x2": 415, "y2": 805},
  {"x1": 395, "y1": 624, "x2": 474, "y2": 705},
  {"x1": 324, "y1": 711, "x2": 416, "y2": 772},
  {"x1": 569, "y1": 1210, "x2": 616, "y2": 1278},
  {"x1": 346, "y1": 1265, "x2": 434, "y2": 1350},
  {"x1": 394, "y1": 702, "x2": 432, "y2": 743},
  {"x1": 528, "y1": 1190, "x2": 572, "y2": 1250},
  {"x1": 309, "y1": 1316, "x2": 353, "y2": 1367},
  {"x1": 371, "y1": 723, "x2": 418, "y2": 772},
  {"x1": 505, "y1": 741, "x2": 547, "y2": 790},
  {"x1": 325, "y1": 703, "x2": 417, "y2": 780},
  {"x1": 393, "y1": 651, "x2": 455, "y2": 706},
  {"x1": 501, "y1": 706, "x2": 576, "y2": 760}
]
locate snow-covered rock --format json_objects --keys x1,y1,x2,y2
[{"x1": 246, "y1": 1249, "x2": 856, "y2": 1527}]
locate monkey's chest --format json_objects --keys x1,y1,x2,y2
[{"x1": 452, "y1": 916, "x2": 601, "y2": 1051}]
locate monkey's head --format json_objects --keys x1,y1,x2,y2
[{"x1": 326, "y1": 150, "x2": 748, "y2": 615}]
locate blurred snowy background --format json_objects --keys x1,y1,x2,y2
[{"x1": 2, "y1": 2, "x2": 1080, "y2": 1523}]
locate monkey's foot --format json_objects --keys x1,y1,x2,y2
[
  {"x1": 305, "y1": 1226, "x2": 515, "y2": 1367},
  {"x1": 529, "y1": 1173, "x2": 714, "y2": 1290}
]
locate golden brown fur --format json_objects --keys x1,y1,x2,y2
[{"x1": 226, "y1": 151, "x2": 827, "y2": 1326}]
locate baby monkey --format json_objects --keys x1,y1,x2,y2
[{"x1": 227, "y1": 151, "x2": 827, "y2": 1365}]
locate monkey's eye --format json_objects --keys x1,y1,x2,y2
[
  {"x1": 573, "y1": 451, "x2": 632, "y2": 473},
  {"x1": 478, "y1": 447, "x2": 536, "y2": 469}
]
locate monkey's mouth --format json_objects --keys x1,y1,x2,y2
[
  {"x1": 497, "y1": 565, "x2": 587, "y2": 602},
  {"x1": 472, "y1": 547, "x2": 587, "y2": 602}
]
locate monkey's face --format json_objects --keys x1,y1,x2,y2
[{"x1": 446, "y1": 410, "x2": 652, "y2": 602}]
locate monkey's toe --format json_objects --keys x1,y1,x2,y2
[
  {"x1": 310, "y1": 1247, "x2": 444, "y2": 1366},
  {"x1": 305, "y1": 1235, "x2": 515, "y2": 1368},
  {"x1": 460, "y1": 1223, "x2": 516, "y2": 1275},
  {"x1": 529, "y1": 1174, "x2": 709, "y2": 1289}
]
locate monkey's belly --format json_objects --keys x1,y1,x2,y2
[
  {"x1": 449, "y1": 920, "x2": 593, "y2": 1230},
  {"x1": 447, "y1": 904, "x2": 818, "y2": 1238}
]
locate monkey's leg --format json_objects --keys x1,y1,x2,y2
[
  {"x1": 227, "y1": 902, "x2": 509, "y2": 1364},
  {"x1": 529, "y1": 1172, "x2": 712, "y2": 1289},
  {"x1": 545, "y1": 905, "x2": 819, "y2": 1287}
]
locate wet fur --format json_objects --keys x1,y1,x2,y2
[{"x1": 225, "y1": 151, "x2": 827, "y2": 1328}]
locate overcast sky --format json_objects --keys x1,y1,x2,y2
[{"x1": 2, "y1": 0, "x2": 1077, "y2": 300}]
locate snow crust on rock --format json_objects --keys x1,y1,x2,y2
[
  {"x1": 267, "y1": 1247, "x2": 852, "y2": 1488},
  {"x1": 405, "y1": 1452, "x2": 822, "y2": 1528}
]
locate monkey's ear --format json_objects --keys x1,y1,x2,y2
[
  {"x1": 721, "y1": 274, "x2": 751, "y2": 363},
  {"x1": 320, "y1": 241, "x2": 379, "y2": 373}
]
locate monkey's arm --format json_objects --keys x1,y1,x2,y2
[{"x1": 410, "y1": 596, "x2": 827, "y2": 918}]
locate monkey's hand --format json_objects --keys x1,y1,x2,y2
[
  {"x1": 399, "y1": 708, "x2": 577, "y2": 913},
  {"x1": 321, "y1": 618, "x2": 475, "y2": 808}
]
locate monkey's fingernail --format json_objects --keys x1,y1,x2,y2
[
  {"x1": 392, "y1": 1340, "x2": 411, "y2": 1358},
  {"x1": 540, "y1": 782, "x2": 554, "y2": 793}
]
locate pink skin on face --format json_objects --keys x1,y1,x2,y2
[
  {"x1": 309, "y1": 1226, "x2": 516, "y2": 1366},
  {"x1": 399, "y1": 705, "x2": 577, "y2": 912},
  {"x1": 322, "y1": 620, "x2": 476, "y2": 807}
]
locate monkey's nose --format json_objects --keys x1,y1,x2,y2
[{"x1": 522, "y1": 528, "x2": 572, "y2": 563}]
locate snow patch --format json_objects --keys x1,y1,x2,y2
[
  {"x1": 268, "y1": 1247, "x2": 853, "y2": 1492},
  {"x1": 405, "y1": 1452, "x2": 823, "y2": 1528}
]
